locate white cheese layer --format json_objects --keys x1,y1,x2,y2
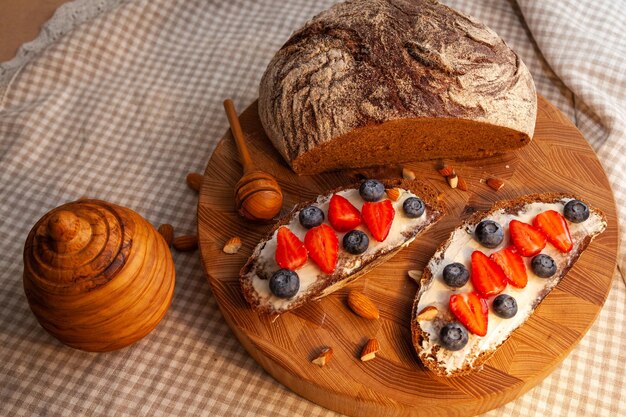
[
  {"x1": 417, "y1": 198, "x2": 606, "y2": 375},
  {"x1": 247, "y1": 188, "x2": 432, "y2": 311}
]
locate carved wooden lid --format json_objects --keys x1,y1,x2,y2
[{"x1": 23, "y1": 199, "x2": 133, "y2": 295}]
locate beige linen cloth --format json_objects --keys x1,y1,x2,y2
[{"x1": 1, "y1": 0, "x2": 624, "y2": 416}]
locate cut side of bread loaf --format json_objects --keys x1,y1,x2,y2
[
  {"x1": 241, "y1": 179, "x2": 445, "y2": 314},
  {"x1": 259, "y1": 0, "x2": 537, "y2": 175},
  {"x1": 411, "y1": 194, "x2": 606, "y2": 377}
]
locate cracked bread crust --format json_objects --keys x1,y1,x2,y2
[
  {"x1": 259, "y1": 0, "x2": 537, "y2": 174},
  {"x1": 240, "y1": 179, "x2": 446, "y2": 314},
  {"x1": 411, "y1": 193, "x2": 607, "y2": 377}
]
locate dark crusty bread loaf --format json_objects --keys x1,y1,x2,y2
[
  {"x1": 411, "y1": 194, "x2": 607, "y2": 377},
  {"x1": 240, "y1": 179, "x2": 445, "y2": 314},
  {"x1": 259, "y1": 0, "x2": 537, "y2": 175}
]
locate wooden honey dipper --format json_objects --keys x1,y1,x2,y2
[{"x1": 224, "y1": 99, "x2": 283, "y2": 221}]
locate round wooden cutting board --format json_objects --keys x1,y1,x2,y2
[{"x1": 197, "y1": 96, "x2": 618, "y2": 417}]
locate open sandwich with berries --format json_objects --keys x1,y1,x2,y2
[
  {"x1": 240, "y1": 179, "x2": 446, "y2": 314},
  {"x1": 411, "y1": 193, "x2": 607, "y2": 377}
]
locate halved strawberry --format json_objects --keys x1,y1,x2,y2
[
  {"x1": 304, "y1": 224, "x2": 338, "y2": 274},
  {"x1": 533, "y1": 210, "x2": 573, "y2": 253},
  {"x1": 328, "y1": 194, "x2": 361, "y2": 232},
  {"x1": 362, "y1": 200, "x2": 395, "y2": 242},
  {"x1": 471, "y1": 251, "x2": 507, "y2": 298},
  {"x1": 490, "y1": 246, "x2": 528, "y2": 288},
  {"x1": 275, "y1": 227, "x2": 307, "y2": 270},
  {"x1": 449, "y1": 292, "x2": 488, "y2": 336},
  {"x1": 509, "y1": 219, "x2": 546, "y2": 256}
]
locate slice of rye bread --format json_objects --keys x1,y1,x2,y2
[
  {"x1": 240, "y1": 179, "x2": 446, "y2": 314},
  {"x1": 411, "y1": 193, "x2": 607, "y2": 377}
]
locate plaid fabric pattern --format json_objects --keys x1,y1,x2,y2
[{"x1": 0, "y1": 0, "x2": 624, "y2": 416}]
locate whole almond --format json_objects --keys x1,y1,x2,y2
[
  {"x1": 360, "y1": 338, "x2": 380, "y2": 362},
  {"x1": 416, "y1": 306, "x2": 439, "y2": 321},
  {"x1": 347, "y1": 290, "x2": 380, "y2": 320},
  {"x1": 447, "y1": 173, "x2": 459, "y2": 189},
  {"x1": 486, "y1": 177, "x2": 505, "y2": 191},
  {"x1": 407, "y1": 270, "x2": 423, "y2": 283},
  {"x1": 312, "y1": 347, "x2": 333, "y2": 367},
  {"x1": 385, "y1": 188, "x2": 402, "y2": 201},
  {"x1": 457, "y1": 176, "x2": 469, "y2": 191},
  {"x1": 173, "y1": 235, "x2": 198, "y2": 251},
  {"x1": 158, "y1": 224, "x2": 174, "y2": 246},
  {"x1": 186, "y1": 172, "x2": 203, "y2": 192},
  {"x1": 402, "y1": 167, "x2": 416, "y2": 180},
  {"x1": 223, "y1": 236, "x2": 242, "y2": 254},
  {"x1": 438, "y1": 166, "x2": 454, "y2": 177}
]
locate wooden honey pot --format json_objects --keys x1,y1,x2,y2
[{"x1": 22, "y1": 199, "x2": 176, "y2": 352}]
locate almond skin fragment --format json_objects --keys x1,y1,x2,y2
[
  {"x1": 347, "y1": 291, "x2": 380, "y2": 320},
  {"x1": 312, "y1": 347, "x2": 333, "y2": 367},
  {"x1": 173, "y1": 235, "x2": 198, "y2": 251},
  {"x1": 385, "y1": 188, "x2": 402, "y2": 201},
  {"x1": 416, "y1": 306, "x2": 439, "y2": 321},
  {"x1": 360, "y1": 338, "x2": 380, "y2": 362},
  {"x1": 223, "y1": 236, "x2": 242, "y2": 254},
  {"x1": 438, "y1": 166, "x2": 454, "y2": 177},
  {"x1": 486, "y1": 177, "x2": 505, "y2": 191},
  {"x1": 402, "y1": 167, "x2": 416, "y2": 180},
  {"x1": 158, "y1": 224, "x2": 174, "y2": 246},
  {"x1": 186, "y1": 172, "x2": 203, "y2": 192},
  {"x1": 457, "y1": 176, "x2": 469, "y2": 191}
]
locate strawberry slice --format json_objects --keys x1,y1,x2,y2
[
  {"x1": 275, "y1": 227, "x2": 308, "y2": 270},
  {"x1": 362, "y1": 200, "x2": 395, "y2": 242},
  {"x1": 471, "y1": 251, "x2": 507, "y2": 298},
  {"x1": 509, "y1": 219, "x2": 546, "y2": 257},
  {"x1": 534, "y1": 210, "x2": 573, "y2": 253},
  {"x1": 490, "y1": 246, "x2": 528, "y2": 288},
  {"x1": 328, "y1": 194, "x2": 362, "y2": 232},
  {"x1": 304, "y1": 224, "x2": 338, "y2": 274},
  {"x1": 449, "y1": 292, "x2": 488, "y2": 336}
]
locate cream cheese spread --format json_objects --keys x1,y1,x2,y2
[
  {"x1": 417, "y1": 198, "x2": 606, "y2": 375},
  {"x1": 246, "y1": 188, "x2": 432, "y2": 311}
]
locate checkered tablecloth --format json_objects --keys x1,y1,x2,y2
[{"x1": 1, "y1": 0, "x2": 624, "y2": 416}]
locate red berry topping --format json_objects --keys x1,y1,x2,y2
[
  {"x1": 275, "y1": 227, "x2": 308, "y2": 270},
  {"x1": 304, "y1": 224, "x2": 338, "y2": 274},
  {"x1": 509, "y1": 219, "x2": 547, "y2": 257},
  {"x1": 449, "y1": 292, "x2": 489, "y2": 336},
  {"x1": 362, "y1": 200, "x2": 395, "y2": 242},
  {"x1": 470, "y1": 251, "x2": 507, "y2": 298},
  {"x1": 328, "y1": 194, "x2": 362, "y2": 232},
  {"x1": 533, "y1": 210, "x2": 573, "y2": 253},
  {"x1": 490, "y1": 246, "x2": 528, "y2": 288}
]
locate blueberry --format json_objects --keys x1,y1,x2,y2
[
  {"x1": 474, "y1": 220, "x2": 504, "y2": 248},
  {"x1": 564, "y1": 199, "x2": 589, "y2": 223},
  {"x1": 359, "y1": 179, "x2": 385, "y2": 202},
  {"x1": 269, "y1": 269, "x2": 300, "y2": 298},
  {"x1": 443, "y1": 263, "x2": 469, "y2": 288},
  {"x1": 342, "y1": 230, "x2": 369, "y2": 254},
  {"x1": 299, "y1": 206, "x2": 324, "y2": 229},
  {"x1": 531, "y1": 254, "x2": 557, "y2": 278},
  {"x1": 439, "y1": 322, "x2": 469, "y2": 351},
  {"x1": 492, "y1": 294, "x2": 517, "y2": 319},
  {"x1": 403, "y1": 196, "x2": 425, "y2": 218}
]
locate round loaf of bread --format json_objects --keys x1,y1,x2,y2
[{"x1": 259, "y1": 0, "x2": 537, "y2": 175}]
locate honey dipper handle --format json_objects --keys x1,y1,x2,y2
[{"x1": 224, "y1": 99, "x2": 255, "y2": 173}]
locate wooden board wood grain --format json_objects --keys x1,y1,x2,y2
[{"x1": 197, "y1": 96, "x2": 618, "y2": 417}]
